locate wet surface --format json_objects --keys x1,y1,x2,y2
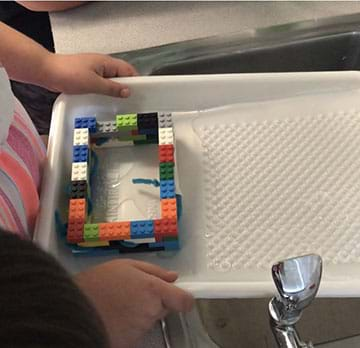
[{"x1": 198, "y1": 298, "x2": 360, "y2": 348}]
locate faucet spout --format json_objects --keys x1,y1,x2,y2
[
  {"x1": 270, "y1": 322, "x2": 313, "y2": 348},
  {"x1": 269, "y1": 298, "x2": 313, "y2": 348},
  {"x1": 269, "y1": 254, "x2": 322, "y2": 348}
]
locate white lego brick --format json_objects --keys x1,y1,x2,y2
[
  {"x1": 158, "y1": 113, "x2": 173, "y2": 128},
  {"x1": 73, "y1": 128, "x2": 89, "y2": 146},
  {"x1": 124, "y1": 237, "x2": 156, "y2": 244},
  {"x1": 158, "y1": 127, "x2": 174, "y2": 145},
  {"x1": 71, "y1": 162, "x2": 88, "y2": 181}
]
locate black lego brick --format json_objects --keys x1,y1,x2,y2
[
  {"x1": 137, "y1": 112, "x2": 158, "y2": 130},
  {"x1": 70, "y1": 180, "x2": 87, "y2": 199}
]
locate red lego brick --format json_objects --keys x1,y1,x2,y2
[
  {"x1": 67, "y1": 221, "x2": 84, "y2": 243},
  {"x1": 99, "y1": 221, "x2": 131, "y2": 241},
  {"x1": 154, "y1": 218, "x2": 178, "y2": 242},
  {"x1": 161, "y1": 198, "x2": 177, "y2": 219},
  {"x1": 67, "y1": 198, "x2": 87, "y2": 243},
  {"x1": 159, "y1": 145, "x2": 174, "y2": 163},
  {"x1": 131, "y1": 129, "x2": 139, "y2": 136}
]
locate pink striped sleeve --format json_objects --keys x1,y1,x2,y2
[
  {"x1": 0, "y1": 169, "x2": 28, "y2": 237},
  {"x1": 13, "y1": 99, "x2": 46, "y2": 163},
  {"x1": 0, "y1": 150, "x2": 39, "y2": 233},
  {"x1": 0, "y1": 72, "x2": 45, "y2": 237},
  {"x1": 7, "y1": 124, "x2": 42, "y2": 190},
  {"x1": 0, "y1": 195, "x2": 17, "y2": 232}
]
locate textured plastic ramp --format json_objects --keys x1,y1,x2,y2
[
  {"x1": 184, "y1": 91, "x2": 360, "y2": 294},
  {"x1": 197, "y1": 108, "x2": 360, "y2": 270}
]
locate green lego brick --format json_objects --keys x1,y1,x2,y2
[
  {"x1": 116, "y1": 114, "x2": 138, "y2": 131},
  {"x1": 84, "y1": 223, "x2": 99, "y2": 241},
  {"x1": 117, "y1": 134, "x2": 146, "y2": 142},
  {"x1": 134, "y1": 139, "x2": 149, "y2": 145},
  {"x1": 160, "y1": 162, "x2": 174, "y2": 180},
  {"x1": 163, "y1": 236, "x2": 179, "y2": 242},
  {"x1": 145, "y1": 134, "x2": 159, "y2": 144},
  {"x1": 134, "y1": 135, "x2": 159, "y2": 145}
]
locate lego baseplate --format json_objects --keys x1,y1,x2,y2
[{"x1": 67, "y1": 112, "x2": 180, "y2": 253}]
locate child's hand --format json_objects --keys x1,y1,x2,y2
[
  {"x1": 0, "y1": 22, "x2": 138, "y2": 97},
  {"x1": 75, "y1": 259, "x2": 194, "y2": 348},
  {"x1": 43, "y1": 53, "x2": 138, "y2": 98}
]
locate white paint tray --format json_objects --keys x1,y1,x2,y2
[{"x1": 35, "y1": 72, "x2": 360, "y2": 298}]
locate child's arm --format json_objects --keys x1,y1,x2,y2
[
  {"x1": 0, "y1": 229, "x2": 193, "y2": 348},
  {"x1": 0, "y1": 22, "x2": 137, "y2": 98},
  {"x1": 17, "y1": 1, "x2": 86, "y2": 12},
  {"x1": 75, "y1": 259, "x2": 194, "y2": 348}
]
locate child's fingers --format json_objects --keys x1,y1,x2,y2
[
  {"x1": 155, "y1": 279, "x2": 195, "y2": 313},
  {"x1": 103, "y1": 56, "x2": 139, "y2": 77},
  {"x1": 92, "y1": 76, "x2": 131, "y2": 98},
  {"x1": 128, "y1": 259, "x2": 178, "y2": 282}
]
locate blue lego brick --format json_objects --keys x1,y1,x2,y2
[
  {"x1": 163, "y1": 240, "x2": 180, "y2": 250},
  {"x1": 72, "y1": 145, "x2": 89, "y2": 163},
  {"x1": 74, "y1": 117, "x2": 97, "y2": 133},
  {"x1": 148, "y1": 240, "x2": 179, "y2": 250},
  {"x1": 138, "y1": 128, "x2": 158, "y2": 136},
  {"x1": 160, "y1": 180, "x2": 175, "y2": 199},
  {"x1": 130, "y1": 220, "x2": 154, "y2": 239},
  {"x1": 149, "y1": 242, "x2": 165, "y2": 249}
]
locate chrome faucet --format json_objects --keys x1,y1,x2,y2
[{"x1": 269, "y1": 254, "x2": 323, "y2": 348}]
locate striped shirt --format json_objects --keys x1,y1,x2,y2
[{"x1": 0, "y1": 68, "x2": 46, "y2": 238}]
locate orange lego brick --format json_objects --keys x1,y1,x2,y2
[
  {"x1": 67, "y1": 198, "x2": 87, "y2": 243},
  {"x1": 99, "y1": 221, "x2": 131, "y2": 241},
  {"x1": 68, "y1": 198, "x2": 87, "y2": 224},
  {"x1": 159, "y1": 145, "x2": 174, "y2": 163},
  {"x1": 78, "y1": 241, "x2": 110, "y2": 247},
  {"x1": 154, "y1": 218, "x2": 178, "y2": 242},
  {"x1": 161, "y1": 198, "x2": 177, "y2": 219}
]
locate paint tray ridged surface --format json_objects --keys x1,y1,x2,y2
[
  {"x1": 195, "y1": 103, "x2": 360, "y2": 271},
  {"x1": 171, "y1": 89, "x2": 360, "y2": 297}
]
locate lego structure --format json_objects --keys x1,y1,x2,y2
[{"x1": 66, "y1": 112, "x2": 179, "y2": 253}]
